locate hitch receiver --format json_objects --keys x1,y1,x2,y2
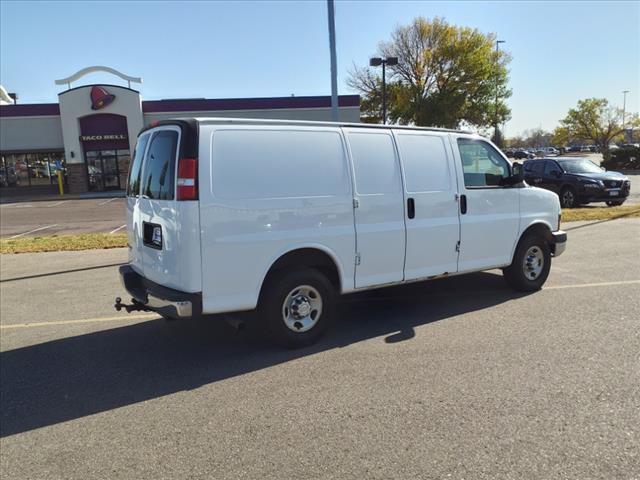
[{"x1": 114, "y1": 297, "x2": 150, "y2": 314}]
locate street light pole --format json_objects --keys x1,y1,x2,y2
[
  {"x1": 494, "y1": 39, "x2": 505, "y2": 144},
  {"x1": 382, "y1": 60, "x2": 386, "y2": 125},
  {"x1": 622, "y1": 90, "x2": 629, "y2": 142},
  {"x1": 370, "y1": 56, "x2": 398, "y2": 124},
  {"x1": 327, "y1": 0, "x2": 339, "y2": 122}
]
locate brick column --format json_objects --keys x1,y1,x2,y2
[{"x1": 66, "y1": 163, "x2": 89, "y2": 193}]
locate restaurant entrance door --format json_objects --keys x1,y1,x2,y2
[{"x1": 85, "y1": 149, "x2": 129, "y2": 191}]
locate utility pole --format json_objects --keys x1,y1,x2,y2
[
  {"x1": 327, "y1": 0, "x2": 339, "y2": 122},
  {"x1": 494, "y1": 39, "x2": 505, "y2": 145}
]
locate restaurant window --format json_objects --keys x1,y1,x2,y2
[{"x1": 0, "y1": 152, "x2": 66, "y2": 188}]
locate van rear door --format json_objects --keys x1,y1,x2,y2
[
  {"x1": 126, "y1": 132, "x2": 151, "y2": 274},
  {"x1": 135, "y1": 123, "x2": 202, "y2": 293}
]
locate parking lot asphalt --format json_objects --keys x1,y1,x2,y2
[
  {"x1": 1, "y1": 218, "x2": 639, "y2": 479},
  {"x1": 0, "y1": 197, "x2": 126, "y2": 238}
]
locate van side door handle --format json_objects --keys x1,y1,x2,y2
[
  {"x1": 460, "y1": 194, "x2": 467, "y2": 214},
  {"x1": 407, "y1": 198, "x2": 415, "y2": 219}
]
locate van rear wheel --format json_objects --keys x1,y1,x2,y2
[
  {"x1": 502, "y1": 234, "x2": 551, "y2": 292},
  {"x1": 259, "y1": 268, "x2": 335, "y2": 348}
]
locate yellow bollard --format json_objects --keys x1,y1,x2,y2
[{"x1": 57, "y1": 170, "x2": 64, "y2": 196}]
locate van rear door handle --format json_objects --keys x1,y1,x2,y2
[
  {"x1": 460, "y1": 194, "x2": 467, "y2": 214},
  {"x1": 407, "y1": 198, "x2": 415, "y2": 219}
]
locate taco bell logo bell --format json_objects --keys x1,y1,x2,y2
[{"x1": 90, "y1": 86, "x2": 116, "y2": 110}]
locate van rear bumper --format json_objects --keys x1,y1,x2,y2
[{"x1": 119, "y1": 265, "x2": 202, "y2": 319}]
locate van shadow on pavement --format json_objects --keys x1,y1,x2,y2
[{"x1": 1, "y1": 272, "x2": 528, "y2": 438}]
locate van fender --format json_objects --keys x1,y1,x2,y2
[
  {"x1": 257, "y1": 242, "x2": 350, "y2": 297},
  {"x1": 509, "y1": 219, "x2": 555, "y2": 265}
]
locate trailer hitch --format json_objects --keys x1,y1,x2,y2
[{"x1": 114, "y1": 297, "x2": 151, "y2": 314}]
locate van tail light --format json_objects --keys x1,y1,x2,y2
[{"x1": 177, "y1": 158, "x2": 198, "y2": 200}]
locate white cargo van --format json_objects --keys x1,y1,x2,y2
[{"x1": 117, "y1": 118, "x2": 566, "y2": 347}]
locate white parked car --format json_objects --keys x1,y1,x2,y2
[{"x1": 117, "y1": 118, "x2": 567, "y2": 347}]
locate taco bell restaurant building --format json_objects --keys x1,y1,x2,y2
[{"x1": 0, "y1": 67, "x2": 360, "y2": 194}]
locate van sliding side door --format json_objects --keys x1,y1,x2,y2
[
  {"x1": 393, "y1": 130, "x2": 461, "y2": 280},
  {"x1": 343, "y1": 128, "x2": 406, "y2": 288}
]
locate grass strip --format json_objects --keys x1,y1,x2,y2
[
  {"x1": 561, "y1": 204, "x2": 640, "y2": 222},
  {"x1": 0, "y1": 233, "x2": 128, "y2": 254}
]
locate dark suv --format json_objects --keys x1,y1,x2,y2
[{"x1": 522, "y1": 157, "x2": 631, "y2": 208}]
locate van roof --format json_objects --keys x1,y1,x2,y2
[{"x1": 144, "y1": 117, "x2": 474, "y2": 135}]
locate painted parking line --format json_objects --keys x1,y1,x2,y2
[
  {"x1": 110, "y1": 224, "x2": 126, "y2": 234},
  {"x1": 97, "y1": 197, "x2": 119, "y2": 206},
  {"x1": 46, "y1": 200, "x2": 66, "y2": 207},
  {"x1": 9, "y1": 224, "x2": 59, "y2": 239},
  {"x1": 544, "y1": 279, "x2": 640, "y2": 290},
  {"x1": 0, "y1": 313, "x2": 158, "y2": 330},
  {"x1": 0, "y1": 204, "x2": 33, "y2": 209}
]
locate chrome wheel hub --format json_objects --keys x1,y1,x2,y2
[
  {"x1": 291, "y1": 295, "x2": 312, "y2": 319},
  {"x1": 523, "y1": 246, "x2": 544, "y2": 280},
  {"x1": 282, "y1": 285, "x2": 322, "y2": 333}
]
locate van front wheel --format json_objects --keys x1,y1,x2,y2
[
  {"x1": 259, "y1": 268, "x2": 335, "y2": 348},
  {"x1": 502, "y1": 234, "x2": 551, "y2": 292}
]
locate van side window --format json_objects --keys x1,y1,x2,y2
[
  {"x1": 347, "y1": 132, "x2": 400, "y2": 194},
  {"x1": 211, "y1": 130, "x2": 349, "y2": 199},
  {"x1": 457, "y1": 139, "x2": 510, "y2": 188},
  {"x1": 396, "y1": 134, "x2": 451, "y2": 193},
  {"x1": 141, "y1": 130, "x2": 178, "y2": 200},
  {"x1": 127, "y1": 134, "x2": 150, "y2": 197}
]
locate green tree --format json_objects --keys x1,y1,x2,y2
[
  {"x1": 347, "y1": 17, "x2": 512, "y2": 132},
  {"x1": 561, "y1": 98, "x2": 639, "y2": 160},
  {"x1": 551, "y1": 126, "x2": 569, "y2": 147}
]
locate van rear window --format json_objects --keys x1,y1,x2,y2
[
  {"x1": 141, "y1": 130, "x2": 178, "y2": 200},
  {"x1": 127, "y1": 134, "x2": 150, "y2": 196}
]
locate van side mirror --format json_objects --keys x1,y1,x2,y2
[
  {"x1": 511, "y1": 162, "x2": 523, "y2": 182},
  {"x1": 512, "y1": 162, "x2": 522, "y2": 176},
  {"x1": 501, "y1": 163, "x2": 523, "y2": 186}
]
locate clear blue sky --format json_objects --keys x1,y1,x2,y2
[{"x1": 1, "y1": 0, "x2": 638, "y2": 136}]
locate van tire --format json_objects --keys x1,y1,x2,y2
[
  {"x1": 258, "y1": 268, "x2": 335, "y2": 348},
  {"x1": 502, "y1": 234, "x2": 551, "y2": 292}
]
